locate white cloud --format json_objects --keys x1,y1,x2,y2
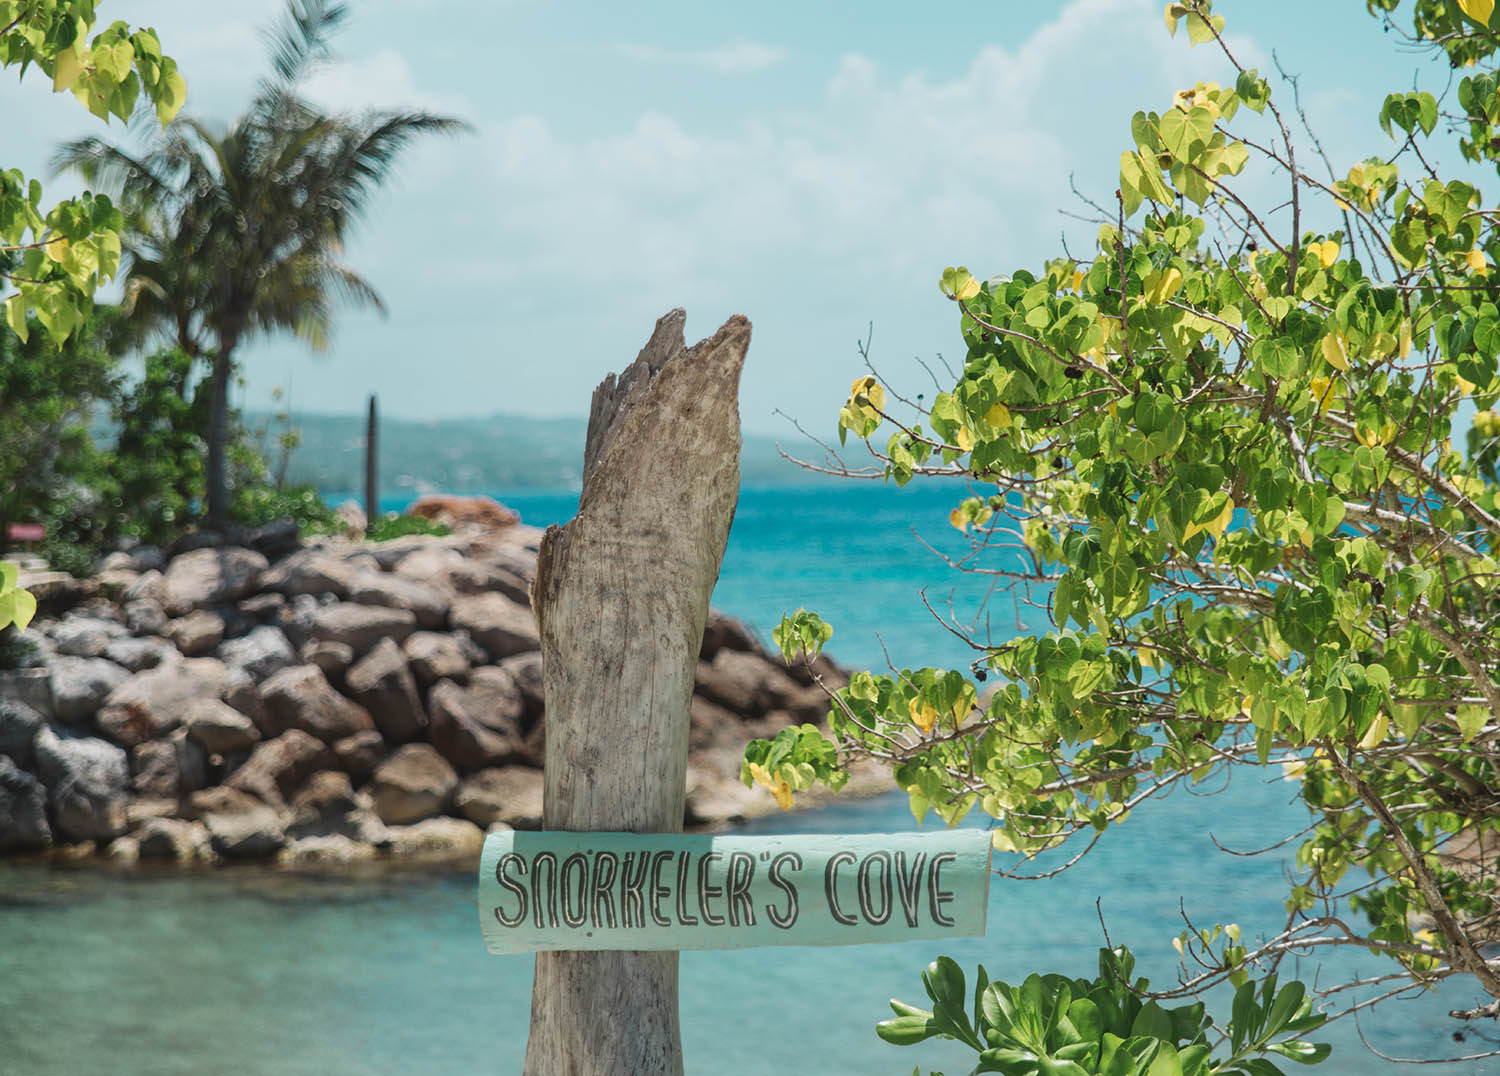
[
  {"x1": 616, "y1": 39, "x2": 788, "y2": 74},
  {"x1": 301, "y1": 48, "x2": 476, "y2": 120}
]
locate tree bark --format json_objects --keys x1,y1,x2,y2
[
  {"x1": 523, "y1": 309, "x2": 750, "y2": 1076},
  {"x1": 204, "y1": 344, "x2": 234, "y2": 530}
]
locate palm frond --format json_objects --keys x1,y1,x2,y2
[{"x1": 262, "y1": 0, "x2": 348, "y2": 85}]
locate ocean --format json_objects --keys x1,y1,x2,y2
[{"x1": 0, "y1": 483, "x2": 1490, "y2": 1074}]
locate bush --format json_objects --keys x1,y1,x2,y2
[
  {"x1": 231, "y1": 483, "x2": 341, "y2": 535},
  {"x1": 367, "y1": 513, "x2": 450, "y2": 542}
]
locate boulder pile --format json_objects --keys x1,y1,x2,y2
[{"x1": 0, "y1": 517, "x2": 846, "y2": 868}]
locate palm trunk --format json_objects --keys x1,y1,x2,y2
[{"x1": 204, "y1": 342, "x2": 234, "y2": 530}]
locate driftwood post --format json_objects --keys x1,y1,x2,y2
[{"x1": 523, "y1": 309, "x2": 750, "y2": 1075}]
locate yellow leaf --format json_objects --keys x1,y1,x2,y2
[
  {"x1": 748, "y1": 762, "x2": 794, "y2": 810},
  {"x1": 43, "y1": 237, "x2": 69, "y2": 264},
  {"x1": 1399, "y1": 319, "x2": 1412, "y2": 358},
  {"x1": 1143, "y1": 266, "x2": 1183, "y2": 304},
  {"x1": 949, "y1": 508, "x2": 968, "y2": 533},
  {"x1": 1320, "y1": 332, "x2": 1349, "y2": 372},
  {"x1": 1282, "y1": 758, "x2": 1307, "y2": 780},
  {"x1": 1239, "y1": 694, "x2": 1254, "y2": 717},
  {"x1": 1204, "y1": 498, "x2": 1235, "y2": 540},
  {"x1": 1164, "y1": 3, "x2": 1188, "y2": 35},
  {"x1": 985, "y1": 401, "x2": 1011, "y2": 428},
  {"x1": 1357, "y1": 426, "x2": 1380, "y2": 448},
  {"x1": 1070, "y1": 269, "x2": 1084, "y2": 292},
  {"x1": 1459, "y1": 0, "x2": 1495, "y2": 26},
  {"x1": 1314, "y1": 240, "x2": 1339, "y2": 267},
  {"x1": 1357, "y1": 712, "x2": 1389, "y2": 750},
  {"x1": 909, "y1": 697, "x2": 938, "y2": 735},
  {"x1": 1138, "y1": 646, "x2": 1156, "y2": 669},
  {"x1": 51, "y1": 47, "x2": 86, "y2": 93},
  {"x1": 1466, "y1": 248, "x2": 1489, "y2": 275},
  {"x1": 1309, "y1": 375, "x2": 1342, "y2": 416},
  {"x1": 956, "y1": 426, "x2": 973, "y2": 452},
  {"x1": 1457, "y1": 373, "x2": 1478, "y2": 395}
]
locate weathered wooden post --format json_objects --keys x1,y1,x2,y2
[
  {"x1": 524, "y1": 309, "x2": 751, "y2": 1074},
  {"x1": 365, "y1": 393, "x2": 379, "y2": 526}
]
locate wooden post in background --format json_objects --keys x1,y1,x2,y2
[
  {"x1": 365, "y1": 393, "x2": 378, "y2": 527},
  {"x1": 523, "y1": 309, "x2": 750, "y2": 1075}
]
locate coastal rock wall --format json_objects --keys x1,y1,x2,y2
[{"x1": 0, "y1": 521, "x2": 845, "y2": 868}]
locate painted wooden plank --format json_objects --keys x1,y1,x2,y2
[{"x1": 478, "y1": 829, "x2": 992, "y2": 953}]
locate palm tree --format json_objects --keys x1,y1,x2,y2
[{"x1": 54, "y1": 0, "x2": 468, "y2": 527}]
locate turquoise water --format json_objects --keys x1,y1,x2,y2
[{"x1": 0, "y1": 484, "x2": 1491, "y2": 1073}]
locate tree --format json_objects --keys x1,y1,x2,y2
[
  {"x1": 55, "y1": 0, "x2": 468, "y2": 528},
  {"x1": 750, "y1": 0, "x2": 1500, "y2": 1064},
  {"x1": 0, "y1": 0, "x2": 184, "y2": 632}
]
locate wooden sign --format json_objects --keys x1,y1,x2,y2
[{"x1": 478, "y1": 829, "x2": 992, "y2": 953}]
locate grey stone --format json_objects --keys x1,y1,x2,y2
[
  {"x1": 0, "y1": 755, "x2": 50, "y2": 850},
  {"x1": 49, "y1": 656, "x2": 131, "y2": 724},
  {"x1": 96, "y1": 658, "x2": 228, "y2": 747},
  {"x1": 225, "y1": 729, "x2": 334, "y2": 806},
  {"x1": 369, "y1": 743, "x2": 458, "y2": 825},
  {"x1": 129, "y1": 729, "x2": 207, "y2": 799},
  {"x1": 332, "y1": 729, "x2": 385, "y2": 786},
  {"x1": 300, "y1": 639, "x2": 355, "y2": 680},
  {"x1": 0, "y1": 699, "x2": 43, "y2": 769},
  {"x1": 426, "y1": 668, "x2": 527, "y2": 773},
  {"x1": 345, "y1": 638, "x2": 425, "y2": 743},
  {"x1": 121, "y1": 570, "x2": 167, "y2": 607},
  {"x1": 259, "y1": 664, "x2": 374, "y2": 744},
  {"x1": 165, "y1": 610, "x2": 226, "y2": 656},
  {"x1": 34, "y1": 725, "x2": 129, "y2": 842},
  {"x1": 163, "y1": 547, "x2": 269, "y2": 615},
  {"x1": 217, "y1": 625, "x2": 295, "y2": 683},
  {"x1": 258, "y1": 548, "x2": 361, "y2": 598},
  {"x1": 183, "y1": 697, "x2": 261, "y2": 755},
  {"x1": 449, "y1": 593, "x2": 538, "y2": 661},
  {"x1": 190, "y1": 786, "x2": 285, "y2": 860},
  {"x1": 277, "y1": 834, "x2": 379, "y2": 867},
  {"x1": 127, "y1": 545, "x2": 166, "y2": 573},
  {"x1": 238, "y1": 592, "x2": 286, "y2": 621},
  {"x1": 453, "y1": 766, "x2": 543, "y2": 830},
  {"x1": 51, "y1": 615, "x2": 127, "y2": 658},
  {"x1": 497, "y1": 652, "x2": 545, "y2": 719},
  {"x1": 694, "y1": 648, "x2": 802, "y2": 717},
  {"x1": 306, "y1": 602, "x2": 416, "y2": 654},
  {"x1": 0, "y1": 668, "x2": 54, "y2": 719},
  {"x1": 136, "y1": 817, "x2": 209, "y2": 860},
  {"x1": 102, "y1": 635, "x2": 173, "y2": 672},
  {"x1": 382, "y1": 816, "x2": 483, "y2": 860},
  {"x1": 347, "y1": 572, "x2": 451, "y2": 630},
  {"x1": 402, "y1": 631, "x2": 470, "y2": 687}
]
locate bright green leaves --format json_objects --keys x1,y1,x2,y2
[
  {"x1": 839, "y1": 374, "x2": 886, "y2": 443},
  {"x1": 772, "y1": 608, "x2": 833, "y2": 665},
  {"x1": 1159, "y1": 105, "x2": 1216, "y2": 162},
  {"x1": 1121, "y1": 147, "x2": 1174, "y2": 217},
  {"x1": 879, "y1": 950, "x2": 1328, "y2": 1076},
  {"x1": 741, "y1": 723, "x2": 847, "y2": 809},
  {"x1": 0, "y1": 3, "x2": 183, "y2": 345},
  {"x1": 940, "y1": 265, "x2": 981, "y2": 302},
  {"x1": 1235, "y1": 68, "x2": 1270, "y2": 113},
  {"x1": 1379, "y1": 92, "x2": 1438, "y2": 139},
  {"x1": 1165, "y1": 1, "x2": 1226, "y2": 45},
  {"x1": 0, "y1": 561, "x2": 38, "y2": 633}
]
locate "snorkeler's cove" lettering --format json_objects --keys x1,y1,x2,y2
[{"x1": 477, "y1": 830, "x2": 991, "y2": 953}]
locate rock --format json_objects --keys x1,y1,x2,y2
[
  {"x1": 221, "y1": 667, "x2": 266, "y2": 732},
  {"x1": 332, "y1": 729, "x2": 385, "y2": 785},
  {"x1": 383, "y1": 816, "x2": 484, "y2": 860},
  {"x1": 0, "y1": 755, "x2": 51, "y2": 850},
  {"x1": 449, "y1": 593, "x2": 538, "y2": 661},
  {"x1": 694, "y1": 649, "x2": 802, "y2": 717},
  {"x1": 307, "y1": 602, "x2": 416, "y2": 654},
  {"x1": 497, "y1": 652, "x2": 545, "y2": 719},
  {"x1": 183, "y1": 697, "x2": 261, "y2": 755},
  {"x1": 345, "y1": 637, "x2": 426, "y2": 743},
  {"x1": 126, "y1": 798, "x2": 179, "y2": 825},
  {"x1": 105, "y1": 835, "x2": 140, "y2": 863},
  {"x1": 259, "y1": 549, "x2": 360, "y2": 598},
  {"x1": 0, "y1": 668, "x2": 54, "y2": 718},
  {"x1": 300, "y1": 638, "x2": 355, "y2": 680},
  {"x1": 368, "y1": 743, "x2": 458, "y2": 825},
  {"x1": 164, "y1": 610, "x2": 226, "y2": 656},
  {"x1": 391, "y1": 546, "x2": 463, "y2": 586},
  {"x1": 699, "y1": 610, "x2": 766, "y2": 661},
  {"x1": 407, "y1": 494, "x2": 518, "y2": 532},
  {"x1": 103, "y1": 635, "x2": 173, "y2": 672},
  {"x1": 190, "y1": 786, "x2": 285, "y2": 860},
  {"x1": 225, "y1": 729, "x2": 334, "y2": 806},
  {"x1": 346, "y1": 572, "x2": 450, "y2": 630},
  {"x1": 162, "y1": 547, "x2": 269, "y2": 615},
  {"x1": 96, "y1": 658, "x2": 228, "y2": 747},
  {"x1": 403, "y1": 631, "x2": 471, "y2": 686},
  {"x1": 453, "y1": 630, "x2": 490, "y2": 668},
  {"x1": 238, "y1": 592, "x2": 286, "y2": 621},
  {"x1": 335, "y1": 500, "x2": 367, "y2": 536},
  {"x1": 453, "y1": 766, "x2": 544, "y2": 830},
  {"x1": 242, "y1": 519, "x2": 301, "y2": 561},
  {"x1": 34, "y1": 725, "x2": 129, "y2": 842},
  {"x1": 0, "y1": 699, "x2": 43, "y2": 769},
  {"x1": 259, "y1": 664, "x2": 375, "y2": 744},
  {"x1": 217, "y1": 625, "x2": 295, "y2": 683},
  {"x1": 122, "y1": 570, "x2": 167, "y2": 607},
  {"x1": 684, "y1": 776, "x2": 759, "y2": 828},
  {"x1": 291, "y1": 769, "x2": 359, "y2": 815},
  {"x1": 48, "y1": 655, "x2": 130, "y2": 724},
  {"x1": 136, "y1": 817, "x2": 210, "y2": 860},
  {"x1": 285, "y1": 770, "x2": 387, "y2": 844},
  {"x1": 51, "y1": 615, "x2": 127, "y2": 658},
  {"x1": 689, "y1": 695, "x2": 741, "y2": 751},
  {"x1": 127, "y1": 546, "x2": 166, "y2": 573},
  {"x1": 427, "y1": 670, "x2": 527, "y2": 773},
  {"x1": 129, "y1": 729, "x2": 208, "y2": 799},
  {"x1": 277, "y1": 834, "x2": 379, "y2": 867}
]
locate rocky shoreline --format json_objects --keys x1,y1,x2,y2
[{"x1": 0, "y1": 510, "x2": 866, "y2": 871}]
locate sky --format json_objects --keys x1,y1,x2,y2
[{"x1": 0, "y1": 0, "x2": 1460, "y2": 437}]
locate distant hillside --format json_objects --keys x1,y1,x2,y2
[{"x1": 251, "y1": 411, "x2": 835, "y2": 494}]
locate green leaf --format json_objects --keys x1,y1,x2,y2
[
  {"x1": 1456, "y1": 704, "x2": 1488, "y2": 742},
  {"x1": 3, "y1": 292, "x2": 27, "y2": 343},
  {"x1": 1185, "y1": 11, "x2": 1227, "y2": 45},
  {"x1": 0, "y1": 561, "x2": 16, "y2": 593},
  {"x1": 1266, "y1": 1040, "x2": 1332, "y2": 1065},
  {"x1": 10, "y1": 586, "x2": 36, "y2": 632}
]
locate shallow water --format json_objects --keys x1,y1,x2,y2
[{"x1": 1, "y1": 484, "x2": 1491, "y2": 1073}]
